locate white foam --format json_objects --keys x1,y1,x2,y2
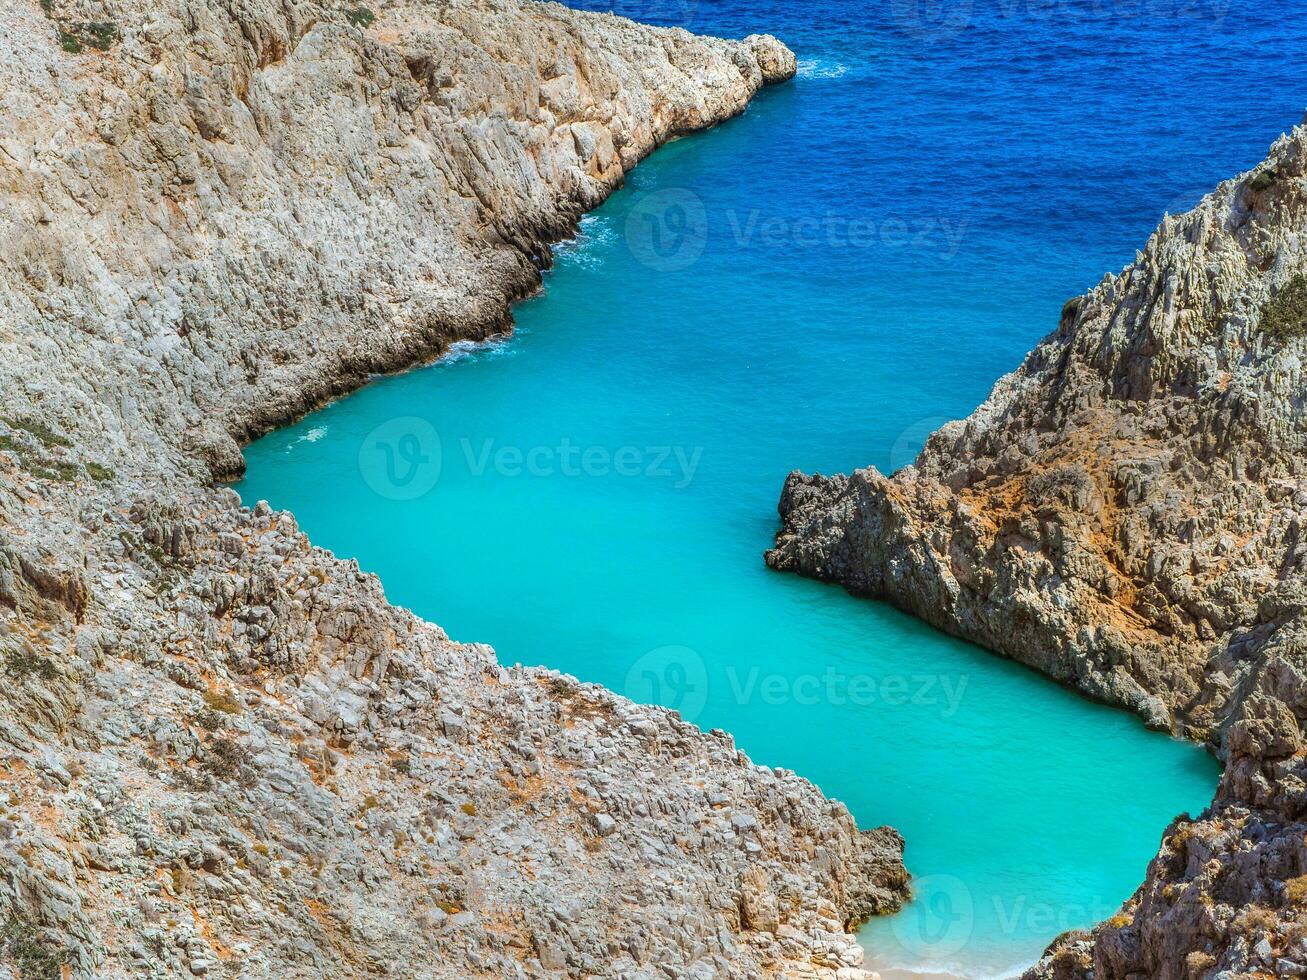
[
  {"x1": 554, "y1": 213, "x2": 616, "y2": 268},
  {"x1": 438, "y1": 336, "x2": 514, "y2": 365},
  {"x1": 287, "y1": 425, "x2": 329, "y2": 450},
  {"x1": 797, "y1": 57, "x2": 849, "y2": 79},
  {"x1": 863, "y1": 959, "x2": 1035, "y2": 980}
]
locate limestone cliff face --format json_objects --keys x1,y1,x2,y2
[
  {"x1": 0, "y1": 2, "x2": 912, "y2": 978},
  {"x1": 769, "y1": 121, "x2": 1307, "y2": 976},
  {"x1": 2, "y1": 0, "x2": 794, "y2": 483}
]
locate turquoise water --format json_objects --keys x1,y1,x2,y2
[{"x1": 232, "y1": 1, "x2": 1307, "y2": 973}]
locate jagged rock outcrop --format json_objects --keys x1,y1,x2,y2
[
  {"x1": 0, "y1": 1, "x2": 911, "y2": 977},
  {"x1": 768, "y1": 119, "x2": 1307, "y2": 976}
]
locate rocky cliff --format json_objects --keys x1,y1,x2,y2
[
  {"x1": 768, "y1": 121, "x2": 1307, "y2": 976},
  {"x1": 0, "y1": 1, "x2": 912, "y2": 977}
]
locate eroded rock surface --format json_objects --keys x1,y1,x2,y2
[
  {"x1": 0, "y1": 1, "x2": 909, "y2": 977},
  {"x1": 768, "y1": 120, "x2": 1307, "y2": 976}
]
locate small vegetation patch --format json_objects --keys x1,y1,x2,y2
[
  {"x1": 35, "y1": 0, "x2": 121, "y2": 54},
  {"x1": 77, "y1": 20, "x2": 118, "y2": 49},
  {"x1": 4, "y1": 649, "x2": 59, "y2": 682},
  {"x1": 0, "y1": 916, "x2": 69, "y2": 980},
  {"x1": 1, "y1": 417, "x2": 71, "y2": 450},
  {"x1": 202, "y1": 687, "x2": 243, "y2": 715},
  {"x1": 1249, "y1": 168, "x2": 1279, "y2": 194},
  {"x1": 345, "y1": 6, "x2": 376, "y2": 27},
  {"x1": 0, "y1": 423, "x2": 89, "y2": 484},
  {"x1": 85, "y1": 461, "x2": 115, "y2": 482},
  {"x1": 57, "y1": 21, "x2": 118, "y2": 52},
  {"x1": 1258, "y1": 273, "x2": 1307, "y2": 341},
  {"x1": 199, "y1": 737, "x2": 255, "y2": 787},
  {"x1": 1060, "y1": 296, "x2": 1083, "y2": 324},
  {"x1": 28, "y1": 461, "x2": 79, "y2": 483},
  {"x1": 191, "y1": 707, "x2": 228, "y2": 732},
  {"x1": 1285, "y1": 873, "x2": 1307, "y2": 906}
]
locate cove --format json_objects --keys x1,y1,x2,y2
[{"x1": 238, "y1": 1, "x2": 1307, "y2": 974}]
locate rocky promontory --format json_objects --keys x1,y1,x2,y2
[
  {"x1": 0, "y1": 0, "x2": 911, "y2": 976},
  {"x1": 768, "y1": 120, "x2": 1307, "y2": 976}
]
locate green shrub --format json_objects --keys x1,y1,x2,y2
[
  {"x1": 86, "y1": 462, "x2": 115, "y2": 482},
  {"x1": 1249, "y1": 169, "x2": 1278, "y2": 193},
  {"x1": 78, "y1": 20, "x2": 117, "y2": 49},
  {"x1": 50, "y1": 19, "x2": 119, "y2": 54},
  {"x1": 1259, "y1": 273, "x2": 1307, "y2": 341},
  {"x1": 1, "y1": 418, "x2": 71, "y2": 449},
  {"x1": 0, "y1": 916, "x2": 68, "y2": 980},
  {"x1": 29, "y1": 461, "x2": 79, "y2": 483},
  {"x1": 1060, "y1": 296, "x2": 1083, "y2": 324},
  {"x1": 192, "y1": 707, "x2": 228, "y2": 732},
  {"x1": 4, "y1": 649, "x2": 59, "y2": 682},
  {"x1": 345, "y1": 6, "x2": 375, "y2": 27},
  {"x1": 200, "y1": 737, "x2": 254, "y2": 786}
]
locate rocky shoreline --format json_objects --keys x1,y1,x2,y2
[
  {"x1": 0, "y1": 1, "x2": 911, "y2": 976},
  {"x1": 768, "y1": 121, "x2": 1307, "y2": 977}
]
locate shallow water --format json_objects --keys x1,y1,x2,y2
[{"x1": 237, "y1": 0, "x2": 1307, "y2": 973}]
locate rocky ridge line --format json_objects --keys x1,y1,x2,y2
[
  {"x1": 0, "y1": 0, "x2": 911, "y2": 977},
  {"x1": 768, "y1": 119, "x2": 1307, "y2": 978}
]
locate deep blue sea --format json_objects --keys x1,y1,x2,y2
[{"x1": 238, "y1": 2, "x2": 1307, "y2": 975}]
